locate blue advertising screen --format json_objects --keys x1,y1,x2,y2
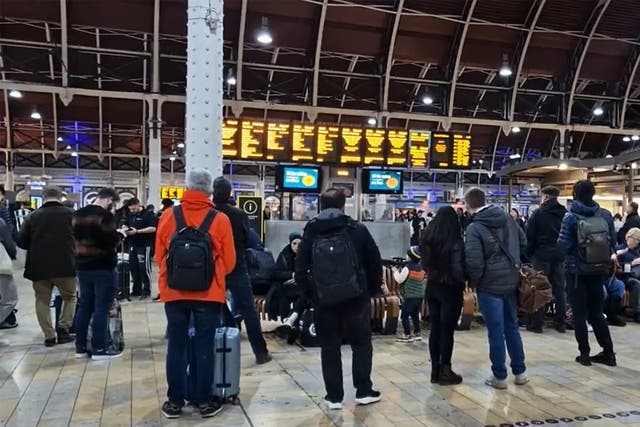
[
  {"x1": 281, "y1": 167, "x2": 320, "y2": 191},
  {"x1": 368, "y1": 170, "x2": 402, "y2": 192}
]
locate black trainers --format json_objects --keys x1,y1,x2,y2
[
  {"x1": 161, "y1": 401, "x2": 182, "y2": 419},
  {"x1": 575, "y1": 355, "x2": 592, "y2": 366},
  {"x1": 355, "y1": 390, "x2": 381, "y2": 405},
  {"x1": 0, "y1": 320, "x2": 18, "y2": 329},
  {"x1": 256, "y1": 353, "x2": 272, "y2": 365},
  {"x1": 590, "y1": 352, "x2": 616, "y2": 367},
  {"x1": 56, "y1": 330, "x2": 74, "y2": 345},
  {"x1": 44, "y1": 338, "x2": 56, "y2": 347},
  {"x1": 200, "y1": 400, "x2": 223, "y2": 418}
]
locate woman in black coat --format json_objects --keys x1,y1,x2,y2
[{"x1": 272, "y1": 232, "x2": 303, "y2": 323}]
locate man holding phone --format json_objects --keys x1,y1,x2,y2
[{"x1": 122, "y1": 198, "x2": 157, "y2": 299}]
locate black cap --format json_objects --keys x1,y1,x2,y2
[{"x1": 213, "y1": 176, "x2": 232, "y2": 203}]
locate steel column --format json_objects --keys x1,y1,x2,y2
[
  {"x1": 381, "y1": 0, "x2": 405, "y2": 112},
  {"x1": 147, "y1": 0, "x2": 162, "y2": 206},
  {"x1": 312, "y1": 0, "x2": 329, "y2": 107},
  {"x1": 60, "y1": 0, "x2": 69, "y2": 87},
  {"x1": 236, "y1": 0, "x2": 247, "y2": 101}
]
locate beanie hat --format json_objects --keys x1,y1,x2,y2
[
  {"x1": 626, "y1": 227, "x2": 640, "y2": 242},
  {"x1": 289, "y1": 232, "x2": 302, "y2": 243},
  {"x1": 407, "y1": 245, "x2": 421, "y2": 262},
  {"x1": 213, "y1": 176, "x2": 232, "y2": 203}
]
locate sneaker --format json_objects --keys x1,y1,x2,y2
[
  {"x1": 75, "y1": 351, "x2": 89, "y2": 359},
  {"x1": 44, "y1": 338, "x2": 56, "y2": 347},
  {"x1": 396, "y1": 334, "x2": 414, "y2": 343},
  {"x1": 200, "y1": 400, "x2": 223, "y2": 418},
  {"x1": 590, "y1": 352, "x2": 616, "y2": 367},
  {"x1": 355, "y1": 390, "x2": 382, "y2": 405},
  {"x1": 152, "y1": 295, "x2": 161, "y2": 301},
  {"x1": 161, "y1": 401, "x2": 182, "y2": 419},
  {"x1": 256, "y1": 353, "x2": 272, "y2": 365},
  {"x1": 484, "y1": 376, "x2": 507, "y2": 390},
  {"x1": 324, "y1": 398, "x2": 343, "y2": 410},
  {"x1": 412, "y1": 334, "x2": 422, "y2": 342},
  {"x1": 587, "y1": 324, "x2": 594, "y2": 332},
  {"x1": 0, "y1": 321, "x2": 18, "y2": 329},
  {"x1": 92, "y1": 350, "x2": 123, "y2": 361},
  {"x1": 575, "y1": 355, "x2": 592, "y2": 366},
  {"x1": 514, "y1": 373, "x2": 529, "y2": 385}
]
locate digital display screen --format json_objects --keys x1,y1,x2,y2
[
  {"x1": 451, "y1": 133, "x2": 472, "y2": 169},
  {"x1": 161, "y1": 187, "x2": 184, "y2": 199},
  {"x1": 279, "y1": 167, "x2": 321, "y2": 192},
  {"x1": 316, "y1": 126, "x2": 340, "y2": 163},
  {"x1": 364, "y1": 129, "x2": 385, "y2": 165},
  {"x1": 430, "y1": 132, "x2": 451, "y2": 168},
  {"x1": 266, "y1": 122, "x2": 290, "y2": 161},
  {"x1": 340, "y1": 127, "x2": 363, "y2": 164},
  {"x1": 222, "y1": 119, "x2": 240, "y2": 159},
  {"x1": 240, "y1": 120, "x2": 265, "y2": 160},
  {"x1": 386, "y1": 130, "x2": 408, "y2": 166},
  {"x1": 361, "y1": 169, "x2": 403, "y2": 194},
  {"x1": 409, "y1": 130, "x2": 430, "y2": 168},
  {"x1": 291, "y1": 124, "x2": 316, "y2": 162}
]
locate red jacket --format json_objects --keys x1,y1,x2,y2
[{"x1": 155, "y1": 190, "x2": 236, "y2": 303}]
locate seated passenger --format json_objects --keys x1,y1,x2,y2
[
  {"x1": 603, "y1": 275, "x2": 626, "y2": 327},
  {"x1": 392, "y1": 246, "x2": 426, "y2": 343},
  {"x1": 612, "y1": 227, "x2": 640, "y2": 323},
  {"x1": 273, "y1": 232, "x2": 304, "y2": 320}
]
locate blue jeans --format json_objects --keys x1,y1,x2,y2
[
  {"x1": 165, "y1": 300, "x2": 221, "y2": 407},
  {"x1": 477, "y1": 291, "x2": 526, "y2": 379},
  {"x1": 226, "y1": 269, "x2": 268, "y2": 358},
  {"x1": 75, "y1": 269, "x2": 117, "y2": 353}
]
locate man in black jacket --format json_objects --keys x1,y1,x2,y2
[
  {"x1": 464, "y1": 187, "x2": 528, "y2": 390},
  {"x1": 526, "y1": 186, "x2": 568, "y2": 333},
  {"x1": 213, "y1": 177, "x2": 271, "y2": 365},
  {"x1": 295, "y1": 188, "x2": 383, "y2": 410},
  {"x1": 618, "y1": 202, "x2": 640, "y2": 244},
  {"x1": 124, "y1": 198, "x2": 157, "y2": 299},
  {"x1": 18, "y1": 186, "x2": 76, "y2": 347}
]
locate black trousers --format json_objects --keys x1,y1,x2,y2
[
  {"x1": 401, "y1": 297, "x2": 423, "y2": 335},
  {"x1": 566, "y1": 273, "x2": 614, "y2": 356},
  {"x1": 426, "y1": 282, "x2": 463, "y2": 365},
  {"x1": 129, "y1": 245, "x2": 151, "y2": 296},
  {"x1": 529, "y1": 257, "x2": 566, "y2": 329},
  {"x1": 316, "y1": 299, "x2": 373, "y2": 402}
]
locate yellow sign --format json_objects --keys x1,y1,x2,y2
[{"x1": 161, "y1": 187, "x2": 184, "y2": 200}]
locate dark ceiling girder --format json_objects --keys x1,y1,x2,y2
[
  {"x1": 564, "y1": 0, "x2": 611, "y2": 124},
  {"x1": 614, "y1": 42, "x2": 640, "y2": 129},
  {"x1": 381, "y1": 0, "x2": 405, "y2": 113}
]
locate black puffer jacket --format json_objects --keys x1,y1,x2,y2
[
  {"x1": 421, "y1": 236, "x2": 465, "y2": 286},
  {"x1": 526, "y1": 199, "x2": 567, "y2": 261},
  {"x1": 465, "y1": 205, "x2": 527, "y2": 295},
  {"x1": 274, "y1": 245, "x2": 296, "y2": 283},
  {"x1": 214, "y1": 199, "x2": 250, "y2": 274}
]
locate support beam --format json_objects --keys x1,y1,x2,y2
[
  {"x1": 312, "y1": 0, "x2": 329, "y2": 107},
  {"x1": 508, "y1": 0, "x2": 546, "y2": 121},
  {"x1": 446, "y1": 0, "x2": 478, "y2": 118},
  {"x1": 381, "y1": 0, "x2": 405, "y2": 112},
  {"x1": 152, "y1": 0, "x2": 160, "y2": 93},
  {"x1": 565, "y1": 0, "x2": 611, "y2": 124},
  {"x1": 617, "y1": 44, "x2": 640, "y2": 129},
  {"x1": 44, "y1": 22, "x2": 56, "y2": 80},
  {"x1": 235, "y1": 0, "x2": 247, "y2": 100},
  {"x1": 60, "y1": 0, "x2": 69, "y2": 87}
]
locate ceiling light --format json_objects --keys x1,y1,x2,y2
[
  {"x1": 227, "y1": 75, "x2": 237, "y2": 86},
  {"x1": 367, "y1": 117, "x2": 377, "y2": 126},
  {"x1": 30, "y1": 110, "x2": 41, "y2": 120},
  {"x1": 499, "y1": 53, "x2": 512, "y2": 77},
  {"x1": 71, "y1": 151, "x2": 78, "y2": 157},
  {"x1": 509, "y1": 153, "x2": 521, "y2": 160},
  {"x1": 172, "y1": 150, "x2": 177, "y2": 155},
  {"x1": 9, "y1": 90, "x2": 22, "y2": 99},
  {"x1": 606, "y1": 154, "x2": 613, "y2": 158},
  {"x1": 633, "y1": 162, "x2": 638, "y2": 169},
  {"x1": 256, "y1": 17, "x2": 272, "y2": 44},
  {"x1": 422, "y1": 95, "x2": 433, "y2": 105},
  {"x1": 65, "y1": 144, "x2": 72, "y2": 150},
  {"x1": 478, "y1": 159, "x2": 484, "y2": 165},
  {"x1": 623, "y1": 136, "x2": 631, "y2": 142},
  {"x1": 559, "y1": 162, "x2": 568, "y2": 170},
  {"x1": 512, "y1": 126, "x2": 521, "y2": 134},
  {"x1": 169, "y1": 155, "x2": 176, "y2": 162},
  {"x1": 177, "y1": 142, "x2": 185, "y2": 148},
  {"x1": 632, "y1": 135, "x2": 640, "y2": 141},
  {"x1": 57, "y1": 136, "x2": 63, "y2": 142},
  {"x1": 593, "y1": 107, "x2": 604, "y2": 116}
]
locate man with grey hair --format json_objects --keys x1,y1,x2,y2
[{"x1": 155, "y1": 168, "x2": 236, "y2": 419}]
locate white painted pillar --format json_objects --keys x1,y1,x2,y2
[
  {"x1": 185, "y1": 0, "x2": 224, "y2": 177},
  {"x1": 147, "y1": 102, "x2": 162, "y2": 207}
]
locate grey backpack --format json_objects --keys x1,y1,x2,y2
[{"x1": 575, "y1": 213, "x2": 610, "y2": 275}]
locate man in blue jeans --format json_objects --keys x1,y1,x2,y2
[
  {"x1": 464, "y1": 187, "x2": 529, "y2": 389},
  {"x1": 72, "y1": 188, "x2": 123, "y2": 360}
]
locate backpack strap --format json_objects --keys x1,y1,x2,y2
[
  {"x1": 173, "y1": 206, "x2": 186, "y2": 230},
  {"x1": 198, "y1": 209, "x2": 218, "y2": 233},
  {"x1": 481, "y1": 224, "x2": 519, "y2": 270}
]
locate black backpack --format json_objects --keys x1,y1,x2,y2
[
  {"x1": 167, "y1": 206, "x2": 217, "y2": 291},
  {"x1": 575, "y1": 213, "x2": 611, "y2": 275},
  {"x1": 311, "y1": 221, "x2": 362, "y2": 305},
  {"x1": 246, "y1": 248, "x2": 276, "y2": 284}
]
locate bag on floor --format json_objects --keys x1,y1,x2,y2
[
  {"x1": 456, "y1": 289, "x2": 475, "y2": 331},
  {"x1": 299, "y1": 309, "x2": 320, "y2": 347},
  {"x1": 87, "y1": 298, "x2": 125, "y2": 353}
]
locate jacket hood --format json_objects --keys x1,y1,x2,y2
[
  {"x1": 180, "y1": 190, "x2": 215, "y2": 211},
  {"x1": 305, "y1": 208, "x2": 349, "y2": 233},
  {"x1": 570, "y1": 200, "x2": 600, "y2": 216},
  {"x1": 540, "y1": 199, "x2": 567, "y2": 220},
  {"x1": 470, "y1": 205, "x2": 508, "y2": 229}
]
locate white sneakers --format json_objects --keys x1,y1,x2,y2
[
  {"x1": 514, "y1": 373, "x2": 529, "y2": 385},
  {"x1": 324, "y1": 399, "x2": 343, "y2": 410},
  {"x1": 485, "y1": 373, "x2": 529, "y2": 389}
]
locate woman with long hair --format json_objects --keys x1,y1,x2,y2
[{"x1": 421, "y1": 206, "x2": 465, "y2": 385}]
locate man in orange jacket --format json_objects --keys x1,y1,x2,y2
[{"x1": 155, "y1": 168, "x2": 236, "y2": 420}]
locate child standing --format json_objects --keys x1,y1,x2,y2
[{"x1": 393, "y1": 246, "x2": 426, "y2": 342}]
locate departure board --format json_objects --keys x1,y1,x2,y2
[
  {"x1": 316, "y1": 126, "x2": 340, "y2": 163},
  {"x1": 451, "y1": 133, "x2": 472, "y2": 169},
  {"x1": 240, "y1": 121, "x2": 265, "y2": 160},
  {"x1": 363, "y1": 129, "x2": 385, "y2": 165},
  {"x1": 222, "y1": 119, "x2": 240, "y2": 159},
  {"x1": 340, "y1": 127, "x2": 363, "y2": 164},
  {"x1": 430, "y1": 132, "x2": 452, "y2": 169},
  {"x1": 409, "y1": 130, "x2": 430, "y2": 168},
  {"x1": 386, "y1": 130, "x2": 408, "y2": 166},
  {"x1": 291, "y1": 124, "x2": 316, "y2": 162},
  {"x1": 266, "y1": 122, "x2": 290, "y2": 161}
]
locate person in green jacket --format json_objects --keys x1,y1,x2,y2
[{"x1": 393, "y1": 246, "x2": 426, "y2": 343}]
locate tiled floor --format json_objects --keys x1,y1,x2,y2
[{"x1": 1, "y1": 275, "x2": 640, "y2": 427}]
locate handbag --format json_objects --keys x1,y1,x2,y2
[{"x1": 0, "y1": 244, "x2": 13, "y2": 275}]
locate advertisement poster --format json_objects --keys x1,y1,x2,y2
[{"x1": 282, "y1": 167, "x2": 319, "y2": 191}]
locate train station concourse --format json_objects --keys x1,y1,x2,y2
[{"x1": 1, "y1": 0, "x2": 640, "y2": 426}]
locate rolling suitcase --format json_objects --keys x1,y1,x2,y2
[
  {"x1": 87, "y1": 298, "x2": 125, "y2": 353},
  {"x1": 213, "y1": 326, "x2": 241, "y2": 403},
  {"x1": 117, "y1": 244, "x2": 131, "y2": 301}
]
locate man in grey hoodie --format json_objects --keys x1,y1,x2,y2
[{"x1": 464, "y1": 187, "x2": 528, "y2": 389}]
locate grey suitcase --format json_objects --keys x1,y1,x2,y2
[{"x1": 213, "y1": 326, "x2": 241, "y2": 403}]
